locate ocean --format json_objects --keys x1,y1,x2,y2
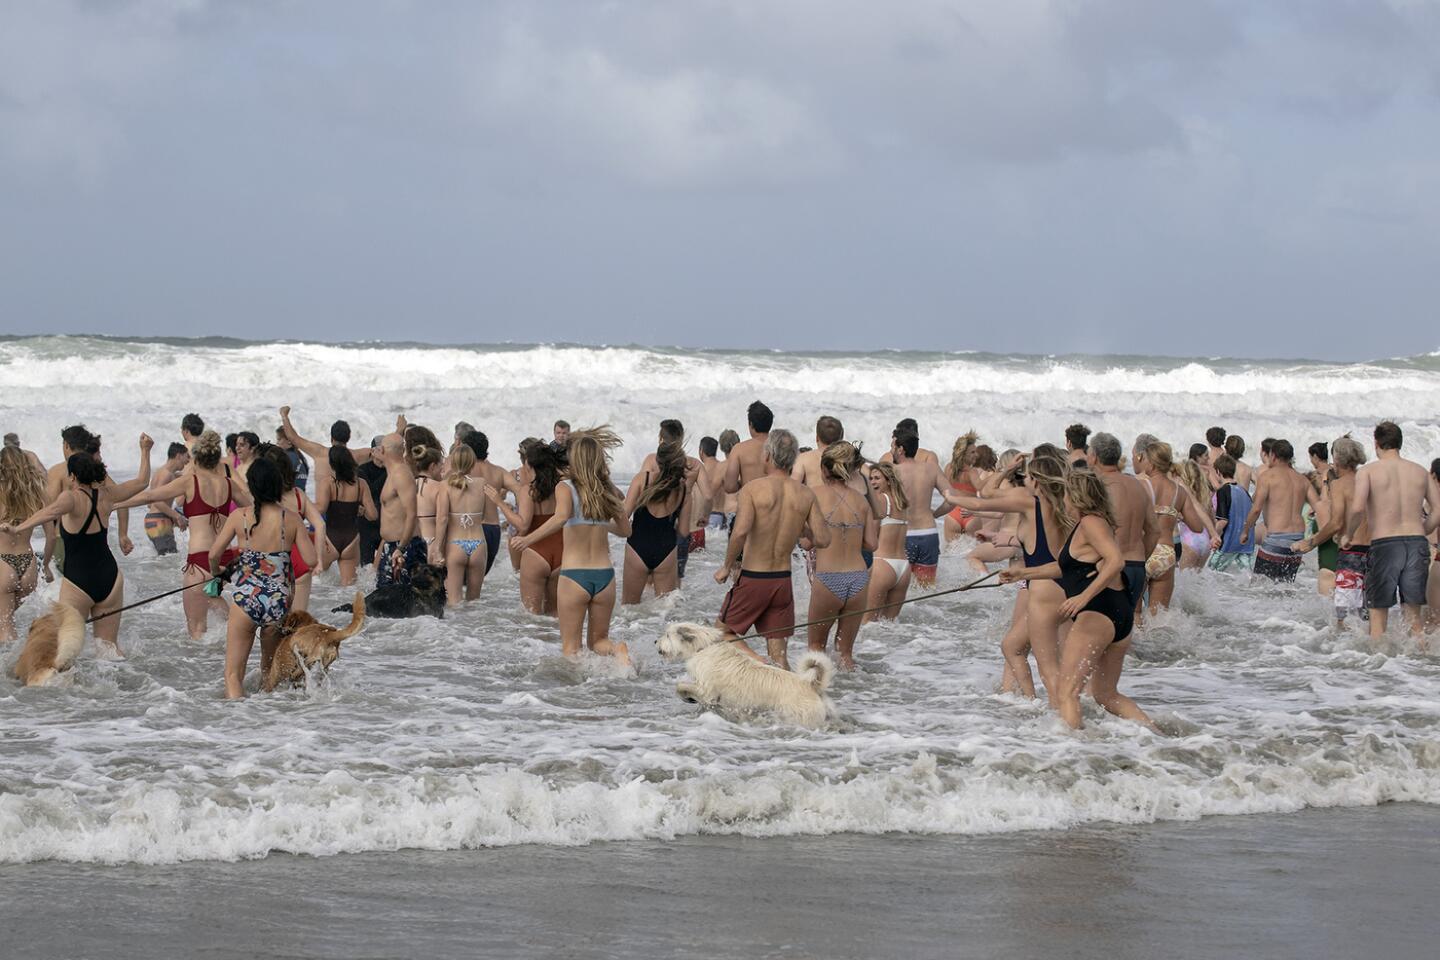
[{"x1": 1, "y1": 336, "x2": 1438, "y2": 919}]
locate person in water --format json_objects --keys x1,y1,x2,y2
[
  {"x1": 4, "y1": 435, "x2": 154, "y2": 658},
  {"x1": 143, "y1": 442, "x2": 190, "y2": 556},
  {"x1": 0, "y1": 445, "x2": 51, "y2": 644},
  {"x1": 209, "y1": 456, "x2": 315, "y2": 699},
  {"x1": 1343, "y1": 421, "x2": 1440, "y2": 649},
  {"x1": 510, "y1": 428, "x2": 633, "y2": 664}
]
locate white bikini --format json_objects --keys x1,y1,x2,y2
[{"x1": 877, "y1": 494, "x2": 910, "y2": 579}]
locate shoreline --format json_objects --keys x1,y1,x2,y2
[{"x1": 4, "y1": 802, "x2": 1435, "y2": 959}]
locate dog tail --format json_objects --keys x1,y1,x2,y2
[
  {"x1": 794, "y1": 651, "x2": 835, "y2": 691},
  {"x1": 51, "y1": 603, "x2": 85, "y2": 671},
  {"x1": 331, "y1": 593, "x2": 366, "y2": 642}
]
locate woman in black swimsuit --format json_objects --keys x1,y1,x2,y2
[
  {"x1": 620, "y1": 441, "x2": 688, "y2": 604},
  {"x1": 316, "y1": 446, "x2": 376, "y2": 586},
  {"x1": 1002, "y1": 469, "x2": 1156, "y2": 731},
  {"x1": 2, "y1": 436, "x2": 154, "y2": 656}
]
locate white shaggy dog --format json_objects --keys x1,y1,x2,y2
[{"x1": 657, "y1": 622, "x2": 837, "y2": 726}]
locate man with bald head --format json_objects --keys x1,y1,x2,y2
[{"x1": 376, "y1": 432, "x2": 422, "y2": 588}]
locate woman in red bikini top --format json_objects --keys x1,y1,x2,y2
[
  {"x1": 487, "y1": 441, "x2": 564, "y2": 615},
  {"x1": 114, "y1": 430, "x2": 251, "y2": 640}
]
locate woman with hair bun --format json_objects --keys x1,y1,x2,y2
[{"x1": 115, "y1": 429, "x2": 253, "y2": 637}]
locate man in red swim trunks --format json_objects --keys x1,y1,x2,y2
[{"x1": 714, "y1": 429, "x2": 829, "y2": 671}]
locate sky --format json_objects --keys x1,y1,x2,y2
[{"x1": 2, "y1": 0, "x2": 1438, "y2": 360}]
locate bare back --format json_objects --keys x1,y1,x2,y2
[
  {"x1": 737, "y1": 475, "x2": 816, "y2": 571},
  {"x1": 727, "y1": 436, "x2": 769, "y2": 492},
  {"x1": 1101, "y1": 470, "x2": 1152, "y2": 562},
  {"x1": 894, "y1": 458, "x2": 942, "y2": 531},
  {"x1": 1359, "y1": 455, "x2": 1435, "y2": 540},
  {"x1": 1256, "y1": 464, "x2": 1310, "y2": 535}
]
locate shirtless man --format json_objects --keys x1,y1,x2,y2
[
  {"x1": 723, "y1": 401, "x2": 774, "y2": 495},
  {"x1": 891, "y1": 431, "x2": 950, "y2": 587},
  {"x1": 879, "y1": 418, "x2": 939, "y2": 467},
  {"x1": 279, "y1": 407, "x2": 373, "y2": 495},
  {"x1": 143, "y1": 442, "x2": 190, "y2": 556},
  {"x1": 1343, "y1": 421, "x2": 1440, "y2": 646},
  {"x1": 717, "y1": 429, "x2": 741, "y2": 526},
  {"x1": 1241, "y1": 439, "x2": 1320, "y2": 583},
  {"x1": 460, "y1": 430, "x2": 511, "y2": 576},
  {"x1": 715, "y1": 429, "x2": 829, "y2": 669},
  {"x1": 791, "y1": 416, "x2": 845, "y2": 490},
  {"x1": 181, "y1": 413, "x2": 205, "y2": 452},
  {"x1": 375, "y1": 432, "x2": 422, "y2": 588},
  {"x1": 1296, "y1": 436, "x2": 1369, "y2": 628},
  {"x1": 1064, "y1": 423, "x2": 1090, "y2": 468},
  {"x1": 1089, "y1": 432, "x2": 1158, "y2": 608},
  {"x1": 697, "y1": 436, "x2": 726, "y2": 529}
]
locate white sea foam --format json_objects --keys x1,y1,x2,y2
[{"x1": 1, "y1": 336, "x2": 1438, "y2": 865}]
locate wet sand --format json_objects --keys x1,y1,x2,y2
[{"x1": 3, "y1": 803, "x2": 1434, "y2": 960}]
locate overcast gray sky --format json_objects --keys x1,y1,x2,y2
[{"x1": 2, "y1": 0, "x2": 1438, "y2": 359}]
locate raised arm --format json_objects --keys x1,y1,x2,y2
[
  {"x1": 109, "y1": 434, "x2": 155, "y2": 501},
  {"x1": 279, "y1": 407, "x2": 327, "y2": 460}
]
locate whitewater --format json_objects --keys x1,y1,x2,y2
[{"x1": 1, "y1": 335, "x2": 1439, "y2": 866}]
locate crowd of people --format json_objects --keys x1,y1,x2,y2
[{"x1": 2, "y1": 405, "x2": 1438, "y2": 726}]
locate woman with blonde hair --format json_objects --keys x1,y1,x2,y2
[
  {"x1": 512, "y1": 427, "x2": 632, "y2": 663},
  {"x1": 1136, "y1": 441, "x2": 1218, "y2": 611},
  {"x1": 942, "y1": 430, "x2": 982, "y2": 542},
  {"x1": 0, "y1": 446, "x2": 50, "y2": 643},
  {"x1": 621, "y1": 440, "x2": 688, "y2": 603},
  {"x1": 806, "y1": 442, "x2": 877, "y2": 669},
  {"x1": 863, "y1": 461, "x2": 911, "y2": 623},
  {"x1": 1174, "y1": 459, "x2": 1217, "y2": 569},
  {"x1": 946, "y1": 449, "x2": 1070, "y2": 701},
  {"x1": 963, "y1": 448, "x2": 1024, "y2": 574},
  {"x1": 114, "y1": 429, "x2": 253, "y2": 638},
  {"x1": 1002, "y1": 469, "x2": 1155, "y2": 730},
  {"x1": 433, "y1": 444, "x2": 490, "y2": 604}
]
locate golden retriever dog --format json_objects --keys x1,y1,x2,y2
[
  {"x1": 657, "y1": 622, "x2": 837, "y2": 726},
  {"x1": 13, "y1": 604, "x2": 85, "y2": 687},
  {"x1": 262, "y1": 593, "x2": 366, "y2": 692}
]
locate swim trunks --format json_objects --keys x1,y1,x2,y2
[
  {"x1": 718, "y1": 569, "x2": 794, "y2": 640},
  {"x1": 377, "y1": 536, "x2": 427, "y2": 590},
  {"x1": 144, "y1": 512, "x2": 177, "y2": 556},
  {"x1": 1366, "y1": 535, "x2": 1430, "y2": 609},
  {"x1": 482, "y1": 523, "x2": 501, "y2": 576},
  {"x1": 1254, "y1": 532, "x2": 1304, "y2": 583},
  {"x1": 688, "y1": 529, "x2": 705, "y2": 552},
  {"x1": 905, "y1": 530, "x2": 940, "y2": 581},
  {"x1": 1122, "y1": 560, "x2": 1147, "y2": 610},
  {"x1": 1334, "y1": 546, "x2": 1369, "y2": 621},
  {"x1": 1317, "y1": 538, "x2": 1339, "y2": 573},
  {"x1": 1207, "y1": 550, "x2": 1254, "y2": 573}
]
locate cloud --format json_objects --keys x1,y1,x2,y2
[{"x1": 0, "y1": 0, "x2": 205, "y2": 182}]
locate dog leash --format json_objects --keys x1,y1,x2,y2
[
  {"x1": 731, "y1": 569, "x2": 1002, "y2": 643},
  {"x1": 85, "y1": 575, "x2": 223, "y2": 625}
]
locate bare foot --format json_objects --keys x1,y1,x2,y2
[
  {"x1": 612, "y1": 641, "x2": 632, "y2": 669},
  {"x1": 838, "y1": 655, "x2": 856, "y2": 671}
]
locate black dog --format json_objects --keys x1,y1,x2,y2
[{"x1": 334, "y1": 563, "x2": 447, "y2": 619}]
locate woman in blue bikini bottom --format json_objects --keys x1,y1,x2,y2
[{"x1": 806, "y1": 442, "x2": 878, "y2": 671}]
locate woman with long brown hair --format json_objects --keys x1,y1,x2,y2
[
  {"x1": 942, "y1": 431, "x2": 982, "y2": 543},
  {"x1": 488, "y1": 441, "x2": 566, "y2": 613},
  {"x1": 0, "y1": 446, "x2": 50, "y2": 643},
  {"x1": 511, "y1": 428, "x2": 632, "y2": 663},
  {"x1": 863, "y1": 461, "x2": 911, "y2": 623},
  {"x1": 1136, "y1": 441, "x2": 1218, "y2": 612},
  {"x1": 621, "y1": 440, "x2": 688, "y2": 603}
]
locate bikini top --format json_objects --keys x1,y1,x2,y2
[
  {"x1": 416, "y1": 477, "x2": 436, "y2": 519},
  {"x1": 566, "y1": 482, "x2": 610, "y2": 527},
  {"x1": 183, "y1": 472, "x2": 233, "y2": 529},
  {"x1": 823, "y1": 489, "x2": 865, "y2": 530},
  {"x1": 1146, "y1": 478, "x2": 1183, "y2": 521},
  {"x1": 1023, "y1": 496, "x2": 1055, "y2": 567},
  {"x1": 880, "y1": 494, "x2": 908, "y2": 527}
]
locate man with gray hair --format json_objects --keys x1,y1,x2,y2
[
  {"x1": 714, "y1": 427, "x2": 830, "y2": 670},
  {"x1": 1296, "y1": 436, "x2": 1369, "y2": 626},
  {"x1": 1090, "y1": 432, "x2": 1157, "y2": 608}
]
